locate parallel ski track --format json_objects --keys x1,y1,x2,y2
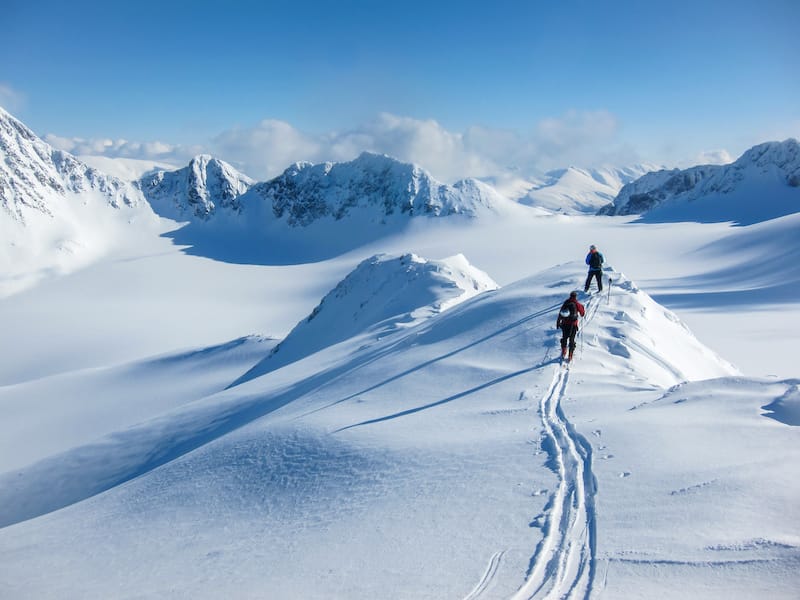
[
  {"x1": 463, "y1": 551, "x2": 506, "y2": 600},
  {"x1": 512, "y1": 294, "x2": 600, "y2": 600}
]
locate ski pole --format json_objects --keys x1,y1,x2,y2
[{"x1": 607, "y1": 277, "x2": 612, "y2": 304}]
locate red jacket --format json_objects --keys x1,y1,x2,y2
[{"x1": 557, "y1": 298, "x2": 585, "y2": 327}]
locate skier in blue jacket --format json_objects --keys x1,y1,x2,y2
[{"x1": 584, "y1": 244, "x2": 604, "y2": 292}]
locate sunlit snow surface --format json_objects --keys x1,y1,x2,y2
[
  {"x1": 1, "y1": 246, "x2": 798, "y2": 598},
  {"x1": 1, "y1": 115, "x2": 799, "y2": 597}
]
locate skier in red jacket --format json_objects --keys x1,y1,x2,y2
[{"x1": 556, "y1": 291, "x2": 585, "y2": 363}]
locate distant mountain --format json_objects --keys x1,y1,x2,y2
[
  {"x1": 247, "y1": 152, "x2": 534, "y2": 227},
  {"x1": 230, "y1": 252, "x2": 498, "y2": 386},
  {"x1": 599, "y1": 139, "x2": 800, "y2": 223},
  {"x1": 139, "y1": 155, "x2": 255, "y2": 221},
  {"x1": 517, "y1": 164, "x2": 661, "y2": 214},
  {"x1": 0, "y1": 107, "x2": 143, "y2": 224}
]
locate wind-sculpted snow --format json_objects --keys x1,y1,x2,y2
[
  {"x1": 599, "y1": 139, "x2": 800, "y2": 224},
  {"x1": 139, "y1": 155, "x2": 255, "y2": 220},
  {"x1": 229, "y1": 252, "x2": 498, "y2": 386}
]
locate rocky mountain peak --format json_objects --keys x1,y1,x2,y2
[
  {"x1": 250, "y1": 152, "x2": 505, "y2": 227},
  {"x1": 0, "y1": 107, "x2": 142, "y2": 223},
  {"x1": 139, "y1": 155, "x2": 255, "y2": 221}
]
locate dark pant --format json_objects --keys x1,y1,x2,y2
[
  {"x1": 585, "y1": 270, "x2": 603, "y2": 292},
  {"x1": 560, "y1": 323, "x2": 578, "y2": 352}
]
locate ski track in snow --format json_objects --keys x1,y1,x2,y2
[
  {"x1": 462, "y1": 550, "x2": 506, "y2": 600},
  {"x1": 512, "y1": 295, "x2": 601, "y2": 600}
]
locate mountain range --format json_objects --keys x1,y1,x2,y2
[
  {"x1": 599, "y1": 139, "x2": 800, "y2": 223},
  {"x1": 2, "y1": 104, "x2": 799, "y2": 288}
]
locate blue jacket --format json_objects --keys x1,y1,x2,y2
[{"x1": 586, "y1": 250, "x2": 604, "y2": 271}]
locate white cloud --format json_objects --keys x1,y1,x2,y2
[
  {"x1": 43, "y1": 134, "x2": 204, "y2": 167},
  {"x1": 691, "y1": 149, "x2": 735, "y2": 166},
  {"x1": 0, "y1": 83, "x2": 26, "y2": 113},
  {"x1": 213, "y1": 119, "x2": 323, "y2": 179},
  {"x1": 208, "y1": 110, "x2": 634, "y2": 182},
  {"x1": 41, "y1": 109, "x2": 643, "y2": 183}
]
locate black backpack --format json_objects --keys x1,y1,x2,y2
[
  {"x1": 560, "y1": 300, "x2": 578, "y2": 321},
  {"x1": 589, "y1": 252, "x2": 603, "y2": 269}
]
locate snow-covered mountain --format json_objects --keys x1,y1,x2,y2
[
  {"x1": 248, "y1": 151, "x2": 534, "y2": 227},
  {"x1": 231, "y1": 252, "x2": 498, "y2": 385},
  {"x1": 139, "y1": 155, "x2": 255, "y2": 220},
  {"x1": 0, "y1": 107, "x2": 158, "y2": 296},
  {"x1": 0, "y1": 107, "x2": 143, "y2": 223},
  {"x1": 599, "y1": 139, "x2": 800, "y2": 223},
  {"x1": 516, "y1": 164, "x2": 661, "y2": 214}
]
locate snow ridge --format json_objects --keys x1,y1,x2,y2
[
  {"x1": 139, "y1": 154, "x2": 255, "y2": 220},
  {"x1": 230, "y1": 252, "x2": 498, "y2": 385},
  {"x1": 599, "y1": 139, "x2": 800, "y2": 218}
]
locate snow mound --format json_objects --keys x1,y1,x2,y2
[
  {"x1": 139, "y1": 154, "x2": 255, "y2": 220},
  {"x1": 230, "y1": 252, "x2": 498, "y2": 385},
  {"x1": 248, "y1": 151, "x2": 525, "y2": 226},
  {"x1": 599, "y1": 139, "x2": 800, "y2": 224}
]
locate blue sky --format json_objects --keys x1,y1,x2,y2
[{"x1": 3, "y1": 0, "x2": 798, "y2": 181}]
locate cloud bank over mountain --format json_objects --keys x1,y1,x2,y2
[{"x1": 43, "y1": 110, "x2": 648, "y2": 184}]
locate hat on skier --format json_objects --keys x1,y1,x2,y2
[
  {"x1": 569, "y1": 291, "x2": 578, "y2": 298},
  {"x1": 589, "y1": 244, "x2": 596, "y2": 250}
]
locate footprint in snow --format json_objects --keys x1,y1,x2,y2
[{"x1": 619, "y1": 471, "x2": 631, "y2": 478}]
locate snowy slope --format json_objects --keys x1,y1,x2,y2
[
  {"x1": 518, "y1": 164, "x2": 660, "y2": 214},
  {"x1": 4, "y1": 258, "x2": 795, "y2": 600},
  {"x1": 139, "y1": 155, "x2": 255, "y2": 220},
  {"x1": 231, "y1": 252, "x2": 499, "y2": 385},
  {"x1": 599, "y1": 139, "x2": 800, "y2": 223},
  {"x1": 0, "y1": 107, "x2": 160, "y2": 295}
]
